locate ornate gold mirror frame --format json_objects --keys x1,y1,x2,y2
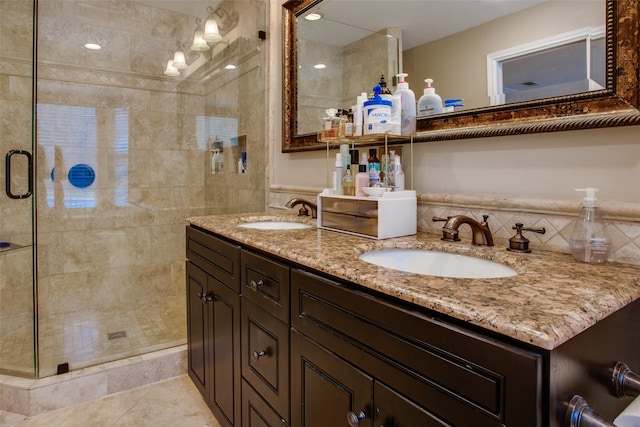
[{"x1": 282, "y1": 0, "x2": 639, "y2": 152}]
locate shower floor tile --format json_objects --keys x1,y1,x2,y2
[{"x1": 1, "y1": 296, "x2": 185, "y2": 378}]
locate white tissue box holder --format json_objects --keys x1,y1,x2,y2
[{"x1": 317, "y1": 190, "x2": 417, "y2": 239}]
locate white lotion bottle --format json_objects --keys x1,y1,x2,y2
[
  {"x1": 568, "y1": 188, "x2": 611, "y2": 263},
  {"x1": 393, "y1": 155, "x2": 405, "y2": 191},
  {"x1": 417, "y1": 78, "x2": 443, "y2": 117},
  {"x1": 394, "y1": 73, "x2": 416, "y2": 136}
]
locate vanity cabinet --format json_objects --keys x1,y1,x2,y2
[
  {"x1": 186, "y1": 224, "x2": 640, "y2": 427},
  {"x1": 186, "y1": 227, "x2": 242, "y2": 427},
  {"x1": 290, "y1": 269, "x2": 542, "y2": 426}
]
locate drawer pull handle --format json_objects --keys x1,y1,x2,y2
[
  {"x1": 347, "y1": 411, "x2": 366, "y2": 427},
  {"x1": 197, "y1": 291, "x2": 214, "y2": 304},
  {"x1": 612, "y1": 362, "x2": 640, "y2": 398},
  {"x1": 565, "y1": 395, "x2": 615, "y2": 427},
  {"x1": 249, "y1": 280, "x2": 265, "y2": 290},
  {"x1": 252, "y1": 349, "x2": 268, "y2": 361}
]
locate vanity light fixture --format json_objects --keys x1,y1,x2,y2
[
  {"x1": 163, "y1": 5, "x2": 239, "y2": 77},
  {"x1": 164, "y1": 59, "x2": 180, "y2": 76},
  {"x1": 191, "y1": 19, "x2": 210, "y2": 52},
  {"x1": 84, "y1": 43, "x2": 101, "y2": 50},
  {"x1": 172, "y1": 41, "x2": 188, "y2": 69},
  {"x1": 304, "y1": 12, "x2": 322, "y2": 21}
]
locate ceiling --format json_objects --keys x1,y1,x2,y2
[{"x1": 135, "y1": 0, "x2": 546, "y2": 50}]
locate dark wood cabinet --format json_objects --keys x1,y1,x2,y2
[
  {"x1": 290, "y1": 268, "x2": 541, "y2": 426},
  {"x1": 186, "y1": 227, "x2": 242, "y2": 427},
  {"x1": 186, "y1": 225, "x2": 640, "y2": 427}
]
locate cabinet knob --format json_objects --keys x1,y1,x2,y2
[
  {"x1": 612, "y1": 362, "x2": 640, "y2": 398},
  {"x1": 565, "y1": 395, "x2": 615, "y2": 427},
  {"x1": 346, "y1": 411, "x2": 366, "y2": 427},
  {"x1": 252, "y1": 349, "x2": 268, "y2": 361},
  {"x1": 249, "y1": 279, "x2": 265, "y2": 290},
  {"x1": 197, "y1": 291, "x2": 214, "y2": 304}
]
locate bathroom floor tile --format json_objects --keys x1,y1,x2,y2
[{"x1": 0, "y1": 375, "x2": 220, "y2": 427}]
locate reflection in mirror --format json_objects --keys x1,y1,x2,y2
[
  {"x1": 297, "y1": 17, "x2": 400, "y2": 135},
  {"x1": 283, "y1": 0, "x2": 640, "y2": 152},
  {"x1": 404, "y1": 0, "x2": 605, "y2": 111}
]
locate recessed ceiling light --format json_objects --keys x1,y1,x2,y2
[
  {"x1": 313, "y1": 63, "x2": 327, "y2": 69},
  {"x1": 224, "y1": 64, "x2": 237, "y2": 70},
  {"x1": 304, "y1": 13, "x2": 322, "y2": 21},
  {"x1": 84, "y1": 43, "x2": 101, "y2": 50}
]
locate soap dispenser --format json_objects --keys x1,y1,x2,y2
[
  {"x1": 568, "y1": 188, "x2": 611, "y2": 263},
  {"x1": 417, "y1": 78, "x2": 443, "y2": 117},
  {"x1": 394, "y1": 73, "x2": 416, "y2": 136}
]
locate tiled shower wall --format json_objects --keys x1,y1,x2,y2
[
  {"x1": 1, "y1": 0, "x2": 266, "y2": 377},
  {"x1": 269, "y1": 186, "x2": 640, "y2": 267}
]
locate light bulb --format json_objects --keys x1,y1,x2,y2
[
  {"x1": 203, "y1": 19, "x2": 222, "y2": 42},
  {"x1": 172, "y1": 50, "x2": 187, "y2": 69},
  {"x1": 191, "y1": 29, "x2": 210, "y2": 51},
  {"x1": 164, "y1": 60, "x2": 180, "y2": 76}
]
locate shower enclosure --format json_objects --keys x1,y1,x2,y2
[{"x1": 1, "y1": 0, "x2": 267, "y2": 378}]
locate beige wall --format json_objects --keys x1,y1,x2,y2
[
  {"x1": 269, "y1": 1, "x2": 640, "y2": 265},
  {"x1": 403, "y1": 1, "x2": 603, "y2": 109}
]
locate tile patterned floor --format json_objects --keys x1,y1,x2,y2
[
  {"x1": 1, "y1": 296, "x2": 185, "y2": 377},
  {"x1": 0, "y1": 375, "x2": 221, "y2": 427}
]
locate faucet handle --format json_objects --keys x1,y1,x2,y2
[
  {"x1": 507, "y1": 223, "x2": 546, "y2": 253},
  {"x1": 481, "y1": 215, "x2": 489, "y2": 226}
]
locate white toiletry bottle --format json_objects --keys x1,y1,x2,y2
[
  {"x1": 393, "y1": 155, "x2": 405, "y2": 191},
  {"x1": 417, "y1": 78, "x2": 443, "y2": 117},
  {"x1": 568, "y1": 188, "x2": 611, "y2": 263},
  {"x1": 332, "y1": 153, "x2": 343, "y2": 195},
  {"x1": 363, "y1": 85, "x2": 393, "y2": 135},
  {"x1": 394, "y1": 73, "x2": 416, "y2": 136}
]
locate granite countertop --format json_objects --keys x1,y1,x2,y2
[{"x1": 188, "y1": 213, "x2": 640, "y2": 351}]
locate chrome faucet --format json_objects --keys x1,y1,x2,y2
[
  {"x1": 285, "y1": 198, "x2": 317, "y2": 219},
  {"x1": 432, "y1": 215, "x2": 494, "y2": 246}
]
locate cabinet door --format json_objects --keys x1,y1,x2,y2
[
  {"x1": 210, "y1": 274, "x2": 242, "y2": 427},
  {"x1": 291, "y1": 330, "x2": 373, "y2": 427},
  {"x1": 187, "y1": 261, "x2": 209, "y2": 399},
  {"x1": 374, "y1": 382, "x2": 450, "y2": 427}
]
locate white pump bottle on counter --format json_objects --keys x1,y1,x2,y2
[{"x1": 568, "y1": 188, "x2": 611, "y2": 263}]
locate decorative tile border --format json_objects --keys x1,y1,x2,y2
[{"x1": 269, "y1": 185, "x2": 640, "y2": 266}]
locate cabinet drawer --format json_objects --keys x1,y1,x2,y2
[
  {"x1": 242, "y1": 380, "x2": 288, "y2": 427},
  {"x1": 291, "y1": 269, "x2": 542, "y2": 427},
  {"x1": 241, "y1": 299, "x2": 290, "y2": 422},
  {"x1": 241, "y1": 250, "x2": 290, "y2": 323},
  {"x1": 186, "y1": 226, "x2": 241, "y2": 292}
]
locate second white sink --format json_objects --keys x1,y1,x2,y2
[{"x1": 359, "y1": 249, "x2": 517, "y2": 279}]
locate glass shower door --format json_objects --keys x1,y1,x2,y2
[{"x1": 0, "y1": 0, "x2": 37, "y2": 377}]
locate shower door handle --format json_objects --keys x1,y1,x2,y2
[{"x1": 5, "y1": 150, "x2": 33, "y2": 199}]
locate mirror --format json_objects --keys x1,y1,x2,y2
[{"x1": 283, "y1": 0, "x2": 640, "y2": 152}]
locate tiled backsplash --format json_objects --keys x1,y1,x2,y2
[{"x1": 269, "y1": 186, "x2": 640, "y2": 266}]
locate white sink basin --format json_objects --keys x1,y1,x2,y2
[
  {"x1": 237, "y1": 221, "x2": 312, "y2": 230},
  {"x1": 359, "y1": 249, "x2": 517, "y2": 279}
]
